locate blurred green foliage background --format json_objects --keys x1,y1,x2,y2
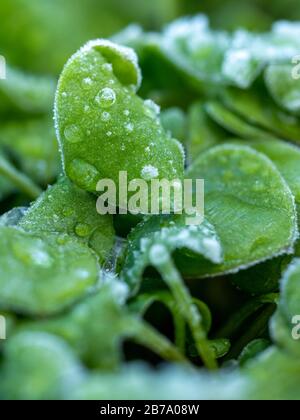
[{"x1": 1, "y1": 0, "x2": 300, "y2": 75}]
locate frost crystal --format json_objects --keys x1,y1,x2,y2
[{"x1": 141, "y1": 165, "x2": 159, "y2": 180}]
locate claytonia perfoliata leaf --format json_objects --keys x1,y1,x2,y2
[
  {"x1": 185, "y1": 144, "x2": 298, "y2": 277},
  {"x1": 0, "y1": 118, "x2": 60, "y2": 185},
  {"x1": 55, "y1": 39, "x2": 184, "y2": 196},
  {"x1": 122, "y1": 215, "x2": 223, "y2": 293},
  {"x1": 159, "y1": 15, "x2": 230, "y2": 89},
  {"x1": 187, "y1": 101, "x2": 226, "y2": 162},
  {"x1": 226, "y1": 137, "x2": 300, "y2": 294},
  {"x1": 238, "y1": 339, "x2": 270, "y2": 366},
  {"x1": 280, "y1": 259, "x2": 300, "y2": 321},
  {"x1": 0, "y1": 226, "x2": 99, "y2": 316},
  {"x1": 222, "y1": 87, "x2": 300, "y2": 142},
  {"x1": 241, "y1": 139, "x2": 300, "y2": 208},
  {"x1": 19, "y1": 177, "x2": 115, "y2": 264},
  {"x1": 265, "y1": 64, "x2": 300, "y2": 116},
  {"x1": 160, "y1": 107, "x2": 187, "y2": 145},
  {"x1": 205, "y1": 101, "x2": 277, "y2": 141},
  {"x1": 0, "y1": 331, "x2": 83, "y2": 401},
  {"x1": 21, "y1": 279, "x2": 188, "y2": 369},
  {"x1": 0, "y1": 66, "x2": 55, "y2": 115},
  {"x1": 69, "y1": 347, "x2": 300, "y2": 400}
]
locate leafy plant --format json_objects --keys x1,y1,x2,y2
[{"x1": 1, "y1": 7, "x2": 300, "y2": 401}]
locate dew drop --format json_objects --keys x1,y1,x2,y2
[
  {"x1": 101, "y1": 111, "x2": 111, "y2": 122},
  {"x1": 82, "y1": 77, "x2": 93, "y2": 86},
  {"x1": 95, "y1": 88, "x2": 116, "y2": 108},
  {"x1": 125, "y1": 122, "x2": 134, "y2": 133},
  {"x1": 102, "y1": 63, "x2": 113, "y2": 72},
  {"x1": 141, "y1": 165, "x2": 159, "y2": 181},
  {"x1": 68, "y1": 159, "x2": 101, "y2": 192},
  {"x1": 75, "y1": 223, "x2": 92, "y2": 238},
  {"x1": 64, "y1": 125, "x2": 83, "y2": 144},
  {"x1": 12, "y1": 240, "x2": 53, "y2": 268}
]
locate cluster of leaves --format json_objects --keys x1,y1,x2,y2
[{"x1": 1, "y1": 12, "x2": 300, "y2": 400}]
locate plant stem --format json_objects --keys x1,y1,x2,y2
[
  {"x1": 127, "y1": 316, "x2": 190, "y2": 366},
  {"x1": 150, "y1": 245, "x2": 217, "y2": 370},
  {"x1": 0, "y1": 155, "x2": 42, "y2": 199}
]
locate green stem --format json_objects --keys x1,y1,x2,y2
[
  {"x1": 0, "y1": 155, "x2": 42, "y2": 199},
  {"x1": 127, "y1": 316, "x2": 190, "y2": 366},
  {"x1": 173, "y1": 310, "x2": 186, "y2": 354},
  {"x1": 149, "y1": 244, "x2": 217, "y2": 370}
]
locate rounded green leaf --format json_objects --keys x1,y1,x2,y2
[
  {"x1": 185, "y1": 144, "x2": 298, "y2": 277},
  {"x1": 0, "y1": 65, "x2": 55, "y2": 115},
  {"x1": 0, "y1": 331, "x2": 83, "y2": 400},
  {"x1": 222, "y1": 87, "x2": 300, "y2": 142},
  {"x1": 55, "y1": 39, "x2": 184, "y2": 195},
  {"x1": 19, "y1": 177, "x2": 115, "y2": 263},
  {"x1": 0, "y1": 227, "x2": 99, "y2": 315}
]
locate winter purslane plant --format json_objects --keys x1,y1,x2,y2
[{"x1": 0, "y1": 15, "x2": 300, "y2": 400}]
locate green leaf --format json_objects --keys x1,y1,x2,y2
[
  {"x1": 0, "y1": 65, "x2": 55, "y2": 115},
  {"x1": 159, "y1": 16, "x2": 230, "y2": 90},
  {"x1": 0, "y1": 331, "x2": 83, "y2": 400},
  {"x1": 205, "y1": 101, "x2": 278, "y2": 141},
  {"x1": 280, "y1": 258, "x2": 300, "y2": 323},
  {"x1": 160, "y1": 107, "x2": 187, "y2": 144},
  {"x1": 187, "y1": 101, "x2": 226, "y2": 162},
  {"x1": 0, "y1": 226, "x2": 99, "y2": 316},
  {"x1": 265, "y1": 64, "x2": 300, "y2": 116},
  {"x1": 238, "y1": 339, "x2": 270, "y2": 366},
  {"x1": 122, "y1": 215, "x2": 223, "y2": 292},
  {"x1": 20, "y1": 279, "x2": 188, "y2": 369},
  {"x1": 55, "y1": 39, "x2": 184, "y2": 195},
  {"x1": 185, "y1": 144, "x2": 298, "y2": 277},
  {"x1": 222, "y1": 87, "x2": 300, "y2": 142},
  {"x1": 0, "y1": 118, "x2": 60, "y2": 185},
  {"x1": 19, "y1": 177, "x2": 115, "y2": 264}
]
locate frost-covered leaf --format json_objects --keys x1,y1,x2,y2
[
  {"x1": 0, "y1": 226, "x2": 99, "y2": 316},
  {"x1": 69, "y1": 347, "x2": 300, "y2": 400},
  {"x1": 122, "y1": 215, "x2": 223, "y2": 293},
  {"x1": 205, "y1": 101, "x2": 277, "y2": 141},
  {"x1": 185, "y1": 144, "x2": 298, "y2": 277},
  {"x1": 55, "y1": 39, "x2": 184, "y2": 196},
  {"x1": 0, "y1": 118, "x2": 60, "y2": 185},
  {"x1": 21, "y1": 279, "x2": 187, "y2": 369},
  {"x1": 0, "y1": 65, "x2": 55, "y2": 115},
  {"x1": 265, "y1": 64, "x2": 300, "y2": 116},
  {"x1": 279, "y1": 259, "x2": 300, "y2": 324},
  {"x1": 0, "y1": 207, "x2": 28, "y2": 227},
  {"x1": 160, "y1": 107, "x2": 187, "y2": 144},
  {"x1": 227, "y1": 138, "x2": 300, "y2": 293},
  {"x1": 222, "y1": 87, "x2": 300, "y2": 142},
  {"x1": 19, "y1": 177, "x2": 115, "y2": 263},
  {"x1": 159, "y1": 15, "x2": 230, "y2": 89},
  {"x1": 0, "y1": 331, "x2": 83, "y2": 400}
]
